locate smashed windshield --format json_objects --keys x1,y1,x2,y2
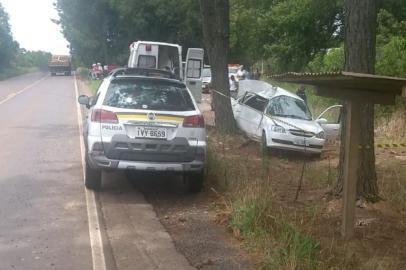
[
  {"x1": 103, "y1": 78, "x2": 195, "y2": 111},
  {"x1": 266, "y1": 95, "x2": 312, "y2": 120}
]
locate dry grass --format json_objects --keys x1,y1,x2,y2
[
  {"x1": 206, "y1": 128, "x2": 406, "y2": 270},
  {"x1": 375, "y1": 107, "x2": 406, "y2": 144}
]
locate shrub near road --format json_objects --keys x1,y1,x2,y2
[{"x1": 205, "y1": 127, "x2": 406, "y2": 269}]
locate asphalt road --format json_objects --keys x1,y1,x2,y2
[
  {"x1": 0, "y1": 73, "x2": 193, "y2": 270},
  {"x1": 0, "y1": 73, "x2": 92, "y2": 270}
]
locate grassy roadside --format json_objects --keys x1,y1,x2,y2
[
  {"x1": 75, "y1": 66, "x2": 101, "y2": 94},
  {"x1": 0, "y1": 67, "x2": 39, "y2": 81},
  {"x1": 205, "y1": 128, "x2": 406, "y2": 269},
  {"x1": 86, "y1": 79, "x2": 101, "y2": 94}
]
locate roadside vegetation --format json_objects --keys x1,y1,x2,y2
[
  {"x1": 76, "y1": 67, "x2": 101, "y2": 93},
  {"x1": 205, "y1": 126, "x2": 406, "y2": 269},
  {"x1": 86, "y1": 80, "x2": 101, "y2": 94}
]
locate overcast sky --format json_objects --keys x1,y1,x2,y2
[{"x1": 1, "y1": 0, "x2": 69, "y2": 54}]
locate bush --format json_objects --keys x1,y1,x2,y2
[{"x1": 76, "y1": 67, "x2": 90, "y2": 79}]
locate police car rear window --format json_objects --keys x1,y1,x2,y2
[{"x1": 103, "y1": 79, "x2": 195, "y2": 111}]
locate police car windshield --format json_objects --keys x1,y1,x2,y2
[{"x1": 103, "y1": 78, "x2": 195, "y2": 111}]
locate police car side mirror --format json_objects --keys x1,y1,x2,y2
[{"x1": 78, "y1": 95, "x2": 90, "y2": 108}]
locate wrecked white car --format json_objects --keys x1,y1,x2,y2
[{"x1": 232, "y1": 80, "x2": 341, "y2": 154}]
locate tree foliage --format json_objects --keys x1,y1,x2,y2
[
  {"x1": 305, "y1": 8, "x2": 406, "y2": 78},
  {"x1": 0, "y1": 3, "x2": 18, "y2": 70},
  {"x1": 230, "y1": 0, "x2": 343, "y2": 72},
  {"x1": 16, "y1": 50, "x2": 52, "y2": 70},
  {"x1": 55, "y1": 0, "x2": 203, "y2": 66},
  {"x1": 56, "y1": 0, "x2": 120, "y2": 66},
  {"x1": 376, "y1": 9, "x2": 406, "y2": 77},
  {"x1": 55, "y1": 0, "x2": 406, "y2": 77}
]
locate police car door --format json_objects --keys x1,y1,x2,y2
[{"x1": 185, "y1": 48, "x2": 204, "y2": 103}]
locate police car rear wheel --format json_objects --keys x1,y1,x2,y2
[
  {"x1": 85, "y1": 157, "x2": 101, "y2": 190},
  {"x1": 184, "y1": 171, "x2": 204, "y2": 193}
]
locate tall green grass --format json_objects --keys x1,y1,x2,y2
[{"x1": 86, "y1": 79, "x2": 102, "y2": 94}]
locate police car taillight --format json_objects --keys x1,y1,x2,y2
[
  {"x1": 91, "y1": 109, "x2": 118, "y2": 123},
  {"x1": 183, "y1": 115, "x2": 205, "y2": 128}
]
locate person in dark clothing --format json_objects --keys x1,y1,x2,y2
[
  {"x1": 254, "y1": 69, "x2": 261, "y2": 80},
  {"x1": 296, "y1": 85, "x2": 307, "y2": 104}
]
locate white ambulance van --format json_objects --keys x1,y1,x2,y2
[{"x1": 128, "y1": 41, "x2": 204, "y2": 102}]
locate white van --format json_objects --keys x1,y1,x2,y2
[{"x1": 128, "y1": 41, "x2": 204, "y2": 102}]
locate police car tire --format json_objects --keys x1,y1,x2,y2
[
  {"x1": 85, "y1": 158, "x2": 102, "y2": 191},
  {"x1": 185, "y1": 171, "x2": 204, "y2": 193}
]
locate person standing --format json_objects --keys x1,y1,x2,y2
[
  {"x1": 254, "y1": 69, "x2": 261, "y2": 80},
  {"x1": 230, "y1": 75, "x2": 239, "y2": 99},
  {"x1": 296, "y1": 85, "x2": 307, "y2": 104},
  {"x1": 236, "y1": 65, "x2": 248, "y2": 80}
]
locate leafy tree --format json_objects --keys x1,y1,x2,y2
[
  {"x1": 0, "y1": 3, "x2": 18, "y2": 70},
  {"x1": 16, "y1": 50, "x2": 52, "y2": 70},
  {"x1": 109, "y1": 0, "x2": 202, "y2": 56},
  {"x1": 55, "y1": 0, "x2": 203, "y2": 65},
  {"x1": 307, "y1": 46, "x2": 344, "y2": 72},
  {"x1": 230, "y1": 0, "x2": 343, "y2": 72},
  {"x1": 376, "y1": 9, "x2": 406, "y2": 77},
  {"x1": 377, "y1": 0, "x2": 406, "y2": 22},
  {"x1": 56, "y1": 0, "x2": 121, "y2": 66},
  {"x1": 306, "y1": 8, "x2": 406, "y2": 78}
]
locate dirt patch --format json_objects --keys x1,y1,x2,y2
[{"x1": 129, "y1": 174, "x2": 253, "y2": 270}]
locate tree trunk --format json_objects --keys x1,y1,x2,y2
[
  {"x1": 335, "y1": 0, "x2": 380, "y2": 202},
  {"x1": 200, "y1": 0, "x2": 236, "y2": 133}
]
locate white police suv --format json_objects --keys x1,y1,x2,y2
[{"x1": 78, "y1": 68, "x2": 206, "y2": 192}]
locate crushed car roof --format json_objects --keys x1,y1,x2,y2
[{"x1": 238, "y1": 80, "x2": 303, "y2": 101}]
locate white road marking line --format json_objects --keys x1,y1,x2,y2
[
  {"x1": 0, "y1": 76, "x2": 47, "y2": 105},
  {"x1": 74, "y1": 74, "x2": 107, "y2": 270}
]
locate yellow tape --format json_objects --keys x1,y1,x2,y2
[
  {"x1": 314, "y1": 139, "x2": 406, "y2": 149},
  {"x1": 376, "y1": 143, "x2": 406, "y2": 148}
]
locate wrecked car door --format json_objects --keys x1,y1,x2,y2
[
  {"x1": 237, "y1": 94, "x2": 269, "y2": 140},
  {"x1": 316, "y1": 105, "x2": 343, "y2": 144}
]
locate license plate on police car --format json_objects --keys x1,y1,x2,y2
[{"x1": 135, "y1": 127, "x2": 167, "y2": 139}]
